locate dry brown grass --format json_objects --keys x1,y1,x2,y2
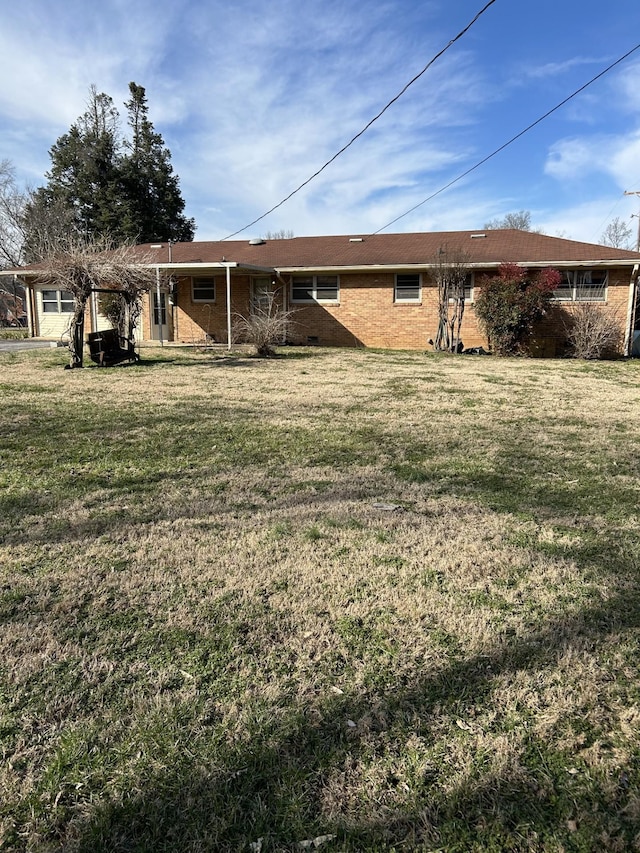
[{"x1": 1, "y1": 345, "x2": 640, "y2": 851}]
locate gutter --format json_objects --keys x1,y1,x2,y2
[
  {"x1": 275, "y1": 259, "x2": 640, "y2": 275},
  {"x1": 624, "y1": 263, "x2": 639, "y2": 356}
]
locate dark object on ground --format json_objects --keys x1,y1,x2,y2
[
  {"x1": 462, "y1": 346, "x2": 491, "y2": 355},
  {"x1": 87, "y1": 329, "x2": 140, "y2": 366}
]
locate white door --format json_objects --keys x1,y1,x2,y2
[
  {"x1": 252, "y1": 277, "x2": 277, "y2": 314},
  {"x1": 151, "y1": 292, "x2": 167, "y2": 341}
]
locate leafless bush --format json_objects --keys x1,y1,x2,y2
[
  {"x1": 564, "y1": 303, "x2": 622, "y2": 359},
  {"x1": 232, "y1": 293, "x2": 296, "y2": 356}
]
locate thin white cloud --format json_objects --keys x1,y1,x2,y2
[
  {"x1": 524, "y1": 56, "x2": 607, "y2": 80},
  {"x1": 539, "y1": 195, "x2": 639, "y2": 245},
  {"x1": 1, "y1": 0, "x2": 638, "y2": 245},
  {"x1": 617, "y1": 61, "x2": 640, "y2": 113},
  {"x1": 545, "y1": 131, "x2": 640, "y2": 188}
]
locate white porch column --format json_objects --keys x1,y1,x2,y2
[
  {"x1": 155, "y1": 266, "x2": 163, "y2": 346},
  {"x1": 226, "y1": 264, "x2": 232, "y2": 351}
]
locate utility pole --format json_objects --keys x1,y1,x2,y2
[{"x1": 624, "y1": 190, "x2": 640, "y2": 251}]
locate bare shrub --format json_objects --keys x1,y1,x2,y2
[
  {"x1": 564, "y1": 303, "x2": 622, "y2": 359},
  {"x1": 232, "y1": 292, "x2": 296, "y2": 356}
]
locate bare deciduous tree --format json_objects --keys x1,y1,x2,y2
[
  {"x1": 432, "y1": 248, "x2": 470, "y2": 352},
  {"x1": 262, "y1": 229, "x2": 294, "y2": 240},
  {"x1": 37, "y1": 236, "x2": 158, "y2": 368},
  {"x1": 484, "y1": 210, "x2": 535, "y2": 231},
  {"x1": 0, "y1": 160, "x2": 27, "y2": 269},
  {"x1": 600, "y1": 216, "x2": 633, "y2": 250}
]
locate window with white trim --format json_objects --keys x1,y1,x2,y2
[
  {"x1": 291, "y1": 275, "x2": 339, "y2": 302},
  {"x1": 448, "y1": 273, "x2": 474, "y2": 303},
  {"x1": 42, "y1": 289, "x2": 74, "y2": 313},
  {"x1": 395, "y1": 273, "x2": 421, "y2": 303},
  {"x1": 553, "y1": 270, "x2": 607, "y2": 302},
  {"x1": 192, "y1": 277, "x2": 216, "y2": 302}
]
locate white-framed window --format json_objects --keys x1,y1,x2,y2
[
  {"x1": 192, "y1": 277, "x2": 216, "y2": 302},
  {"x1": 395, "y1": 273, "x2": 421, "y2": 303},
  {"x1": 448, "y1": 273, "x2": 474, "y2": 303},
  {"x1": 41, "y1": 289, "x2": 74, "y2": 313},
  {"x1": 291, "y1": 275, "x2": 339, "y2": 303},
  {"x1": 553, "y1": 270, "x2": 607, "y2": 302}
]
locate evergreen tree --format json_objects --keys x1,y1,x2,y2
[
  {"x1": 120, "y1": 82, "x2": 195, "y2": 243},
  {"x1": 29, "y1": 87, "x2": 123, "y2": 240},
  {"x1": 25, "y1": 83, "x2": 194, "y2": 250}
]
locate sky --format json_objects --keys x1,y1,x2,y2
[{"x1": 1, "y1": 0, "x2": 640, "y2": 246}]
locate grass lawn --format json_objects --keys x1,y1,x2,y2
[{"x1": 1, "y1": 345, "x2": 639, "y2": 852}]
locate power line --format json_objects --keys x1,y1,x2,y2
[
  {"x1": 372, "y1": 42, "x2": 640, "y2": 235},
  {"x1": 221, "y1": 0, "x2": 498, "y2": 240}
]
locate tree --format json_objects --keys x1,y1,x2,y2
[
  {"x1": 474, "y1": 263, "x2": 560, "y2": 356},
  {"x1": 29, "y1": 87, "x2": 123, "y2": 241},
  {"x1": 262, "y1": 229, "x2": 294, "y2": 240},
  {"x1": 484, "y1": 210, "x2": 535, "y2": 231},
  {"x1": 25, "y1": 83, "x2": 194, "y2": 249},
  {"x1": 120, "y1": 83, "x2": 195, "y2": 243},
  {"x1": 22, "y1": 193, "x2": 80, "y2": 264},
  {"x1": 600, "y1": 216, "x2": 633, "y2": 250},
  {"x1": 0, "y1": 159, "x2": 28, "y2": 268},
  {"x1": 38, "y1": 235, "x2": 158, "y2": 368},
  {"x1": 432, "y1": 247, "x2": 470, "y2": 352}
]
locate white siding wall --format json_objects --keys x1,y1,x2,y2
[
  {"x1": 35, "y1": 288, "x2": 73, "y2": 339},
  {"x1": 34, "y1": 286, "x2": 113, "y2": 339}
]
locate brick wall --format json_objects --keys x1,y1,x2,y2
[{"x1": 164, "y1": 267, "x2": 634, "y2": 355}]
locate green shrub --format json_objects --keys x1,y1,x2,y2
[{"x1": 474, "y1": 263, "x2": 560, "y2": 355}]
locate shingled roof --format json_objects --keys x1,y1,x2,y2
[{"x1": 133, "y1": 229, "x2": 640, "y2": 271}]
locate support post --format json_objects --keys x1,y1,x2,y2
[
  {"x1": 155, "y1": 266, "x2": 163, "y2": 346},
  {"x1": 226, "y1": 265, "x2": 232, "y2": 351}
]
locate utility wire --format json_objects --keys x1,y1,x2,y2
[
  {"x1": 372, "y1": 42, "x2": 640, "y2": 234},
  {"x1": 221, "y1": 0, "x2": 498, "y2": 240}
]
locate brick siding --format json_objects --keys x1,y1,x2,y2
[{"x1": 168, "y1": 267, "x2": 633, "y2": 355}]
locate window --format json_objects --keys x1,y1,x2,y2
[
  {"x1": 463, "y1": 273, "x2": 474, "y2": 302},
  {"x1": 291, "y1": 275, "x2": 339, "y2": 302},
  {"x1": 42, "y1": 289, "x2": 74, "y2": 313},
  {"x1": 192, "y1": 277, "x2": 216, "y2": 302},
  {"x1": 448, "y1": 273, "x2": 474, "y2": 302},
  {"x1": 395, "y1": 273, "x2": 421, "y2": 302},
  {"x1": 553, "y1": 270, "x2": 607, "y2": 302}
]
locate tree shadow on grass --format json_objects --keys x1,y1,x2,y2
[
  {"x1": 34, "y1": 541, "x2": 640, "y2": 852},
  {"x1": 5, "y1": 422, "x2": 640, "y2": 850}
]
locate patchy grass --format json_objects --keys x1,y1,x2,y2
[{"x1": 1, "y1": 346, "x2": 640, "y2": 852}]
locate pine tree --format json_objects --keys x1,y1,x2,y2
[
  {"x1": 25, "y1": 83, "x2": 194, "y2": 250},
  {"x1": 120, "y1": 82, "x2": 195, "y2": 243},
  {"x1": 29, "y1": 87, "x2": 123, "y2": 240}
]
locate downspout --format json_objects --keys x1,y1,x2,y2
[
  {"x1": 226, "y1": 264, "x2": 232, "y2": 351},
  {"x1": 624, "y1": 263, "x2": 639, "y2": 357}
]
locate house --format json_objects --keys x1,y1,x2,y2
[
  {"x1": 9, "y1": 229, "x2": 640, "y2": 356},
  {"x1": 0, "y1": 285, "x2": 25, "y2": 327}
]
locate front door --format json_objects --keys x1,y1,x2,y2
[
  {"x1": 251, "y1": 276, "x2": 277, "y2": 314},
  {"x1": 151, "y1": 291, "x2": 167, "y2": 341}
]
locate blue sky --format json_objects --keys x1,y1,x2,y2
[{"x1": 1, "y1": 0, "x2": 640, "y2": 244}]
